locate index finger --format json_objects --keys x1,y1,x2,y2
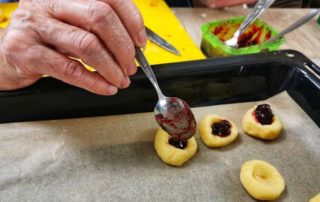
[{"x1": 99, "y1": 0, "x2": 147, "y2": 47}]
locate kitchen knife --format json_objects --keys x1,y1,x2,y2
[{"x1": 145, "y1": 27, "x2": 181, "y2": 56}]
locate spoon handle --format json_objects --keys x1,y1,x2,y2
[
  {"x1": 234, "y1": 0, "x2": 275, "y2": 38},
  {"x1": 135, "y1": 48, "x2": 165, "y2": 99},
  {"x1": 266, "y1": 9, "x2": 320, "y2": 44}
]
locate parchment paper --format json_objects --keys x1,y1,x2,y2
[{"x1": 0, "y1": 92, "x2": 319, "y2": 202}]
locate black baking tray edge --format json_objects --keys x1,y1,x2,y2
[{"x1": 0, "y1": 49, "x2": 319, "y2": 127}]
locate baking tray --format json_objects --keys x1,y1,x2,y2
[
  {"x1": 0, "y1": 50, "x2": 319, "y2": 126},
  {"x1": 0, "y1": 50, "x2": 319, "y2": 202}
]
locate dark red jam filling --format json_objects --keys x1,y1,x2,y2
[
  {"x1": 168, "y1": 137, "x2": 188, "y2": 149},
  {"x1": 212, "y1": 23, "x2": 272, "y2": 48},
  {"x1": 237, "y1": 24, "x2": 271, "y2": 48},
  {"x1": 253, "y1": 104, "x2": 274, "y2": 125},
  {"x1": 211, "y1": 120, "x2": 232, "y2": 137}
]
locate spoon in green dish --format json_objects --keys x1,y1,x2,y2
[
  {"x1": 225, "y1": 0, "x2": 275, "y2": 48},
  {"x1": 264, "y1": 9, "x2": 320, "y2": 45}
]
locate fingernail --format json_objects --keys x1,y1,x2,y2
[
  {"x1": 120, "y1": 77, "x2": 131, "y2": 89},
  {"x1": 136, "y1": 29, "x2": 147, "y2": 47},
  {"x1": 128, "y1": 62, "x2": 137, "y2": 76},
  {"x1": 107, "y1": 85, "x2": 118, "y2": 95}
]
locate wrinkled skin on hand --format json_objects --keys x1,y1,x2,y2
[
  {"x1": 0, "y1": 0, "x2": 147, "y2": 95},
  {"x1": 193, "y1": 0, "x2": 257, "y2": 8}
]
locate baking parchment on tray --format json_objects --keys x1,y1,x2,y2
[{"x1": 0, "y1": 91, "x2": 319, "y2": 202}]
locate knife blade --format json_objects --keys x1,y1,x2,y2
[{"x1": 145, "y1": 27, "x2": 181, "y2": 56}]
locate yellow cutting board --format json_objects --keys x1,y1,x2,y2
[
  {"x1": 0, "y1": 1, "x2": 205, "y2": 66},
  {"x1": 133, "y1": 0, "x2": 205, "y2": 64}
]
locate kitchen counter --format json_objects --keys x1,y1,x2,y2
[{"x1": 172, "y1": 8, "x2": 320, "y2": 65}]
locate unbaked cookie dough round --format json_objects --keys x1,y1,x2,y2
[
  {"x1": 242, "y1": 104, "x2": 282, "y2": 140},
  {"x1": 240, "y1": 160, "x2": 285, "y2": 201},
  {"x1": 154, "y1": 128, "x2": 197, "y2": 167},
  {"x1": 310, "y1": 193, "x2": 320, "y2": 202},
  {"x1": 199, "y1": 114, "x2": 238, "y2": 148}
]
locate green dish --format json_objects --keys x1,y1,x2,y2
[{"x1": 201, "y1": 17, "x2": 285, "y2": 57}]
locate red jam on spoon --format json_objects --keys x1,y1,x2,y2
[{"x1": 155, "y1": 98, "x2": 196, "y2": 150}]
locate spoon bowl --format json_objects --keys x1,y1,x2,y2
[
  {"x1": 155, "y1": 97, "x2": 196, "y2": 140},
  {"x1": 135, "y1": 48, "x2": 196, "y2": 140}
]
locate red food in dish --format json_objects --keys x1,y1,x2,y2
[{"x1": 212, "y1": 23, "x2": 272, "y2": 48}]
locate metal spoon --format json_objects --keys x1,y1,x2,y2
[
  {"x1": 225, "y1": 0, "x2": 275, "y2": 48},
  {"x1": 135, "y1": 48, "x2": 196, "y2": 140},
  {"x1": 265, "y1": 9, "x2": 320, "y2": 44}
]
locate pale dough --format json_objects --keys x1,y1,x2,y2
[
  {"x1": 199, "y1": 114, "x2": 238, "y2": 148},
  {"x1": 240, "y1": 160, "x2": 285, "y2": 201},
  {"x1": 154, "y1": 128, "x2": 197, "y2": 167},
  {"x1": 310, "y1": 193, "x2": 320, "y2": 202},
  {"x1": 242, "y1": 105, "x2": 282, "y2": 140}
]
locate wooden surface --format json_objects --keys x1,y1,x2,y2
[{"x1": 172, "y1": 8, "x2": 320, "y2": 61}]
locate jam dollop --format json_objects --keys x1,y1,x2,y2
[
  {"x1": 168, "y1": 137, "x2": 188, "y2": 149},
  {"x1": 254, "y1": 104, "x2": 274, "y2": 125},
  {"x1": 211, "y1": 120, "x2": 232, "y2": 137}
]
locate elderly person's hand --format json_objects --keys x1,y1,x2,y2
[
  {"x1": 0, "y1": 0, "x2": 147, "y2": 95},
  {"x1": 193, "y1": 0, "x2": 257, "y2": 8}
]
